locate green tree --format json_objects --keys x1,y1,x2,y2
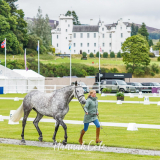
[
  {"x1": 110, "y1": 51, "x2": 115, "y2": 58},
  {"x1": 121, "y1": 34, "x2": 150, "y2": 75},
  {"x1": 117, "y1": 51, "x2": 121, "y2": 58},
  {"x1": 138, "y1": 23, "x2": 149, "y2": 41},
  {"x1": 31, "y1": 7, "x2": 52, "y2": 50},
  {"x1": 131, "y1": 23, "x2": 139, "y2": 36},
  {"x1": 149, "y1": 39, "x2": 153, "y2": 47},
  {"x1": 153, "y1": 42, "x2": 160, "y2": 50},
  {"x1": 89, "y1": 52, "x2": 94, "y2": 57},
  {"x1": 96, "y1": 52, "x2": 101, "y2": 58},
  {"x1": 65, "y1": 10, "x2": 81, "y2": 25},
  {"x1": 0, "y1": 0, "x2": 19, "y2": 54},
  {"x1": 103, "y1": 52, "x2": 108, "y2": 58},
  {"x1": 4, "y1": 0, "x2": 18, "y2": 15},
  {"x1": 5, "y1": 0, "x2": 28, "y2": 47}
]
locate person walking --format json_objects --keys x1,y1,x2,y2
[{"x1": 79, "y1": 90, "x2": 102, "y2": 145}]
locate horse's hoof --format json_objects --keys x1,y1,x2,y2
[
  {"x1": 38, "y1": 137, "x2": 43, "y2": 142},
  {"x1": 53, "y1": 141, "x2": 57, "y2": 145},
  {"x1": 62, "y1": 140, "x2": 67, "y2": 146},
  {"x1": 19, "y1": 139, "x2": 26, "y2": 145}
]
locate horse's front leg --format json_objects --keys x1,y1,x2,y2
[{"x1": 52, "y1": 119, "x2": 60, "y2": 145}]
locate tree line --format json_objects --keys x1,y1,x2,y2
[{"x1": 0, "y1": 0, "x2": 52, "y2": 55}]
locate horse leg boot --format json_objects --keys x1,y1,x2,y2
[
  {"x1": 96, "y1": 127, "x2": 102, "y2": 143},
  {"x1": 79, "y1": 129, "x2": 85, "y2": 145}
]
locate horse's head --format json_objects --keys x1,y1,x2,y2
[{"x1": 73, "y1": 81, "x2": 86, "y2": 105}]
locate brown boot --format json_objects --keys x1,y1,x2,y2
[
  {"x1": 79, "y1": 129, "x2": 85, "y2": 145},
  {"x1": 96, "y1": 127, "x2": 102, "y2": 143}
]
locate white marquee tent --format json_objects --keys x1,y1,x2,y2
[
  {"x1": 0, "y1": 65, "x2": 45, "y2": 93},
  {"x1": 13, "y1": 69, "x2": 45, "y2": 92}
]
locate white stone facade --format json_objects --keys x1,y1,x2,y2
[{"x1": 51, "y1": 15, "x2": 131, "y2": 54}]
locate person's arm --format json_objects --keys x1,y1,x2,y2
[
  {"x1": 96, "y1": 100, "x2": 99, "y2": 115},
  {"x1": 84, "y1": 99, "x2": 90, "y2": 114}
]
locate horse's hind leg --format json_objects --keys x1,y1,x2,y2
[
  {"x1": 33, "y1": 112, "x2": 43, "y2": 142},
  {"x1": 21, "y1": 110, "x2": 31, "y2": 144},
  {"x1": 59, "y1": 119, "x2": 68, "y2": 145},
  {"x1": 52, "y1": 119, "x2": 60, "y2": 145}
]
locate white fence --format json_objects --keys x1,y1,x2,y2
[{"x1": 1, "y1": 84, "x2": 160, "y2": 94}]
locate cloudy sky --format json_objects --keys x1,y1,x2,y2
[{"x1": 16, "y1": 0, "x2": 160, "y2": 29}]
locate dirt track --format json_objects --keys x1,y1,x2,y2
[{"x1": 0, "y1": 138, "x2": 160, "y2": 156}]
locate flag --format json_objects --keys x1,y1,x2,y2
[
  {"x1": 69, "y1": 46, "x2": 71, "y2": 50},
  {"x1": 1, "y1": 40, "x2": 6, "y2": 48},
  {"x1": 37, "y1": 43, "x2": 39, "y2": 51},
  {"x1": 100, "y1": 47, "x2": 102, "y2": 53}
]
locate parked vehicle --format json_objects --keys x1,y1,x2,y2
[
  {"x1": 92, "y1": 82, "x2": 102, "y2": 93},
  {"x1": 100, "y1": 79, "x2": 136, "y2": 93},
  {"x1": 71, "y1": 81, "x2": 89, "y2": 93},
  {"x1": 80, "y1": 82, "x2": 89, "y2": 93},
  {"x1": 127, "y1": 82, "x2": 143, "y2": 93},
  {"x1": 141, "y1": 82, "x2": 160, "y2": 93}
]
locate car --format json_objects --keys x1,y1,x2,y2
[
  {"x1": 141, "y1": 82, "x2": 160, "y2": 93},
  {"x1": 100, "y1": 79, "x2": 136, "y2": 93},
  {"x1": 71, "y1": 81, "x2": 89, "y2": 93},
  {"x1": 92, "y1": 82, "x2": 102, "y2": 93},
  {"x1": 79, "y1": 82, "x2": 89, "y2": 93},
  {"x1": 127, "y1": 82, "x2": 143, "y2": 93}
]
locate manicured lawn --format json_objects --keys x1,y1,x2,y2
[
  {"x1": 1, "y1": 93, "x2": 160, "y2": 150},
  {"x1": 1, "y1": 144, "x2": 160, "y2": 160},
  {"x1": 1, "y1": 120, "x2": 160, "y2": 150},
  {"x1": 1, "y1": 93, "x2": 160, "y2": 124}
]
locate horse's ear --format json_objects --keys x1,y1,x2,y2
[{"x1": 75, "y1": 81, "x2": 77, "y2": 86}]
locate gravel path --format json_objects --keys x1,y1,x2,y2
[{"x1": 0, "y1": 138, "x2": 160, "y2": 156}]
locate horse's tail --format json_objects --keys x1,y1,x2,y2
[{"x1": 11, "y1": 102, "x2": 24, "y2": 122}]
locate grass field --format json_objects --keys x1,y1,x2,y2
[{"x1": 1, "y1": 93, "x2": 160, "y2": 151}]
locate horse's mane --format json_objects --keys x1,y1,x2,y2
[{"x1": 56, "y1": 85, "x2": 73, "y2": 92}]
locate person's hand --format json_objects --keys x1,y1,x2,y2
[
  {"x1": 86, "y1": 112, "x2": 88, "y2": 115},
  {"x1": 97, "y1": 113, "x2": 99, "y2": 115}
]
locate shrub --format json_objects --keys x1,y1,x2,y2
[
  {"x1": 149, "y1": 52, "x2": 155, "y2": 57},
  {"x1": 102, "y1": 88, "x2": 111, "y2": 93},
  {"x1": 96, "y1": 52, "x2": 101, "y2": 58},
  {"x1": 103, "y1": 52, "x2": 108, "y2": 58},
  {"x1": 151, "y1": 63, "x2": 159, "y2": 74},
  {"x1": 110, "y1": 51, "x2": 115, "y2": 58},
  {"x1": 82, "y1": 52, "x2": 87, "y2": 58},
  {"x1": 116, "y1": 92, "x2": 124, "y2": 97},
  {"x1": 117, "y1": 52, "x2": 121, "y2": 58},
  {"x1": 157, "y1": 56, "x2": 160, "y2": 61},
  {"x1": 150, "y1": 72, "x2": 155, "y2": 76},
  {"x1": 26, "y1": 48, "x2": 37, "y2": 56},
  {"x1": 89, "y1": 52, "x2": 94, "y2": 58},
  {"x1": 52, "y1": 48, "x2": 55, "y2": 53}
]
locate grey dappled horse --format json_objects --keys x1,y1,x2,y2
[{"x1": 11, "y1": 81, "x2": 86, "y2": 145}]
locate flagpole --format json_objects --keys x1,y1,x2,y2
[
  {"x1": 38, "y1": 40, "x2": 39, "y2": 74},
  {"x1": 25, "y1": 48, "x2": 26, "y2": 70},
  {"x1": 98, "y1": 34, "x2": 101, "y2": 93},
  {"x1": 5, "y1": 38, "x2": 6, "y2": 94},
  {"x1": 5, "y1": 38, "x2": 6, "y2": 69}
]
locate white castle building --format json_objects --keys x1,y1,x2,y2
[{"x1": 51, "y1": 14, "x2": 131, "y2": 54}]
